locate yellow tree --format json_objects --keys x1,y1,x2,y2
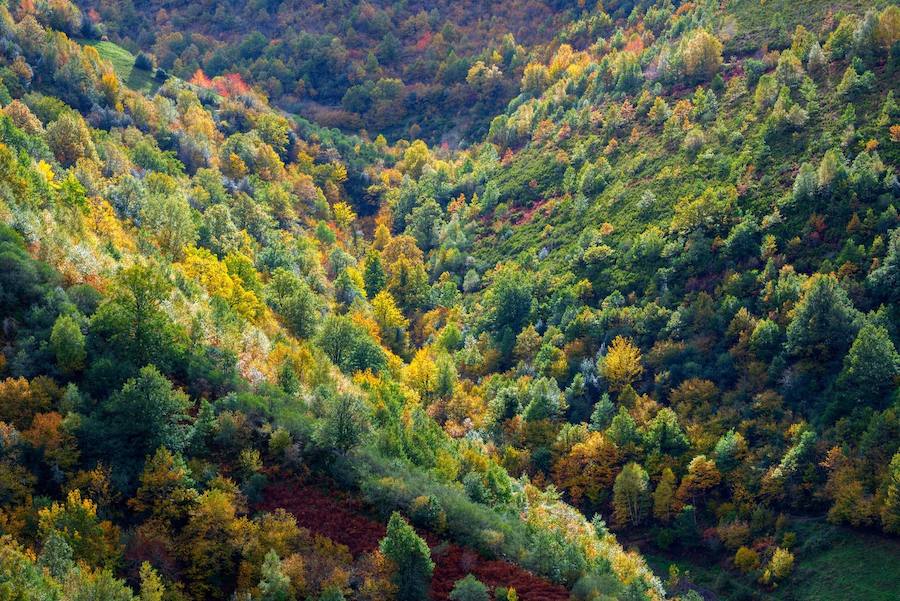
[
  {"x1": 683, "y1": 30, "x2": 723, "y2": 80},
  {"x1": 372, "y1": 290, "x2": 409, "y2": 355},
  {"x1": 405, "y1": 348, "x2": 438, "y2": 404},
  {"x1": 552, "y1": 431, "x2": 620, "y2": 506},
  {"x1": 676, "y1": 455, "x2": 721, "y2": 509},
  {"x1": 600, "y1": 336, "x2": 644, "y2": 392},
  {"x1": 653, "y1": 467, "x2": 677, "y2": 523}
]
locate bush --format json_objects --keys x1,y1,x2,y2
[
  {"x1": 409, "y1": 495, "x2": 447, "y2": 534},
  {"x1": 449, "y1": 575, "x2": 490, "y2": 601},
  {"x1": 134, "y1": 52, "x2": 155, "y2": 71},
  {"x1": 760, "y1": 547, "x2": 794, "y2": 585},
  {"x1": 734, "y1": 546, "x2": 759, "y2": 573}
]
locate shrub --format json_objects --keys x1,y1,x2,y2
[
  {"x1": 761, "y1": 547, "x2": 794, "y2": 585},
  {"x1": 734, "y1": 546, "x2": 759, "y2": 573},
  {"x1": 449, "y1": 575, "x2": 490, "y2": 601},
  {"x1": 134, "y1": 52, "x2": 155, "y2": 71}
]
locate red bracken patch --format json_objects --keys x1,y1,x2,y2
[
  {"x1": 258, "y1": 480, "x2": 385, "y2": 556},
  {"x1": 260, "y1": 480, "x2": 569, "y2": 601}
]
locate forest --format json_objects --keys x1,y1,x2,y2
[{"x1": 0, "y1": 0, "x2": 898, "y2": 600}]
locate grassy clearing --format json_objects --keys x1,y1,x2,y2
[
  {"x1": 81, "y1": 39, "x2": 159, "y2": 95},
  {"x1": 779, "y1": 519, "x2": 900, "y2": 601},
  {"x1": 642, "y1": 518, "x2": 900, "y2": 601}
]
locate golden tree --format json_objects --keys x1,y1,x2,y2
[{"x1": 600, "y1": 336, "x2": 644, "y2": 392}]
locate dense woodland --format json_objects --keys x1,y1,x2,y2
[{"x1": 0, "y1": 0, "x2": 898, "y2": 600}]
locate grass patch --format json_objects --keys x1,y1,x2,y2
[
  {"x1": 781, "y1": 519, "x2": 900, "y2": 601},
  {"x1": 80, "y1": 39, "x2": 159, "y2": 95},
  {"x1": 641, "y1": 518, "x2": 900, "y2": 601}
]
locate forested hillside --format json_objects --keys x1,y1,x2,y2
[{"x1": 0, "y1": 0, "x2": 898, "y2": 600}]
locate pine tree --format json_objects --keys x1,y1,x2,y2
[
  {"x1": 838, "y1": 323, "x2": 900, "y2": 406},
  {"x1": 379, "y1": 512, "x2": 434, "y2": 601},
  {"x1": 258, "y1": 550, "x2": 292, "y2": 601}
]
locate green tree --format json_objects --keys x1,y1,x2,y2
[
  {"x1": 316, "y1": 315, "x2": 386, "y2": 374},
  {"x1": 50, "y1": 313, "x2": 86, "y2": 374},
  {"x1": 81, "y1": 365, "x2": 191, "y2": 486},
  {"x1": 644, "y1": 408, "x2": 689, "y2": 456},
  {"x1": 868, "y1": 228, "x2": 900, "y2": 303},
  {"x1": 482, "y1": 264, "x2": 533, "y2": 360},
  {"x1": 38, "y1": 532, "x2": 74, "y2": 580},
  {"x1": 613, "y1": 462, "x2": 650, "y2": 527},
  {"x1": 258, "y1": 550, "x2": 292, "y2": 601},
  {"x1": 838, "y1": 323, "x2": 900, "y2": 406},
  {"x1": 363, "y1": 250, "x2": 387, "y2": 298},
  {"x1": 786, "y1": 275, "x2": 861, "y2": 364},
  {"x1": 449, "y1": 575, "x2": 490, "y2": 601},
  {"x1": 315, "y1": 390, "x2": 369, "y2": 455},
  {"x1": 266, "y1": 268, "x2": 321, "y2": 339},
  {"x1": 89, "y1": 264, "x2": 175, "y2": 376},
  {"x1": 379, "y1": 512, "x2": 434, "y2": 601},
  {"x1": 141, "y1": 193, "x2": 197, "y2": 260}
]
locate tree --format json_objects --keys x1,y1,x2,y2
[
  {"x1": 761, "y1": 548, "x2": 794, "y2": 585},
  {"x1": 50, "y1": 314, "x2": 86, "y2": 374},
  {"x1": 259, "y1": 550, "x2": 293, "y2": 601},
  {"x1": 364, "y1": 251, "x2": 387, "y2": 298},
  {"x1": 882, "y1": 452, "x2": 900, "y2": 533},
  {"x1": 46, "y1": 111, "x2": 97, "y2": 166},
  {"x1": 613, "y1": 462, "x2": 650, "y2": 527},
  {"x1": 837, "y1": 323, "x2": 899, "y2": 406},
  {"x1": 676, "y1": 455, "x2": 721, "y2": 508},
  {"x1": 653, "y1": 467, "x2": 676, "y2": 523},
  {"x1": 90, "y1": 263, "x2": 174, "y2": 374},
  {"x1": 589, "y1": 394, "x2": 615, "y2": 431},
  {"x1": 379, "y1": 512, "x2": 434, "y2": 601},
  {"x1": 683, "y1": 30, "x2": 723, "y2": 80},
  {"x1": 644, "y1": 408, "x2": 689, "y2": 455},
  {"x1": 315, "y1": 390, "x2": 368, "y2": 455},
  {"x1": 266, "y1": 268, "x2": 321, "y2": 339},
  {"x1": 714, "y1": 430, "x2": 747, "y2": 473},
  {"x1": 868, "y1": 228, "x2": 900, "y2": 303},
  {"x1": 600, "y1": 336, "x2": 643, "y2": 392},
  {"x1": 482, "y1": 264, "x2": 533, "y2": 360},
  {"x1": 38, "y1": 489, "x2": 121, "y2": 568},
  {"x1": 179, "y1": 488, "x2": 242, "y2": 600},
  {"x1": 141, "y1": 193, "x2": 197, "y2": 260},
  {"x1": 38, "y1": 532, "x2": 74, "y2": 579},
  {"x1": 62, "y1": 567, "x2": 136, "y2": 601},
  {"x1": 786, "y1": 274, "x2": 861, "y2": 364},
  {"x1": 139, "y1": 562, "x2": 165, "y2": 601},
  {"x1": 734, "y1": 546, "x2": 760, "y2": 573},
  {"x1": 128, "y1": 447, "x2": 198, "y2": 529},
  {"x1": 316, "y1": 315, "x2": 387, "y2": 374},
  {"x1": 449, "y1": 575, "x2": 489, "y2": 601},
  {"x1": 81, "y1": 365, "x2": 191, "y2": 486},
  {"x1": 553, "y1": 431, "x2": 619, "y2": 507}
]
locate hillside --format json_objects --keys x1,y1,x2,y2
[
  {"x1": 0, "y1": 0, "x2": 898, "y2": 600},
  {"x1": 74, "y1": 0, "x2": 579, "y2": 143}
]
